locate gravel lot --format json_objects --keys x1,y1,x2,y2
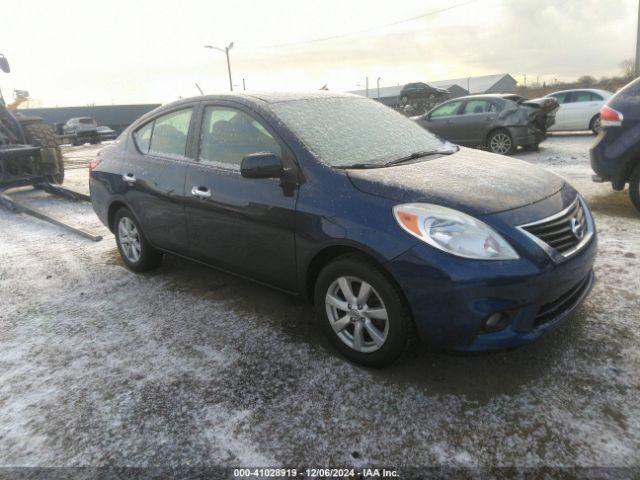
[{"x1": 0, "y1": 135, "x2": 638, "y2": 471}]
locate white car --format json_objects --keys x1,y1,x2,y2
[{"x1": 546, "y1": 88, "x2": 612, "y2": 134}]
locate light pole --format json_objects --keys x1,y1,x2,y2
[
  {"x1": 204, "y1": 42, "x2": 234, "y2": 91},
  {"x1": 376, "y1": 77, "x2": 381, "y2": 99}
]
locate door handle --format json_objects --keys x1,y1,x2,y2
[
  {"x1": 191, "y1": 186, "x2": 211, "y2": 199},
  {"x1": 122, "y1": 173, "x2": 136, "y2": 183}
]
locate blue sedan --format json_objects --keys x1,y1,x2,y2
[{"x1": 89, "y1": 92, "x2": 596, "y2": 367}]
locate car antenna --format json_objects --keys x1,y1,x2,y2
[{"x1": 195, "y1": 83, "x2": 204, "y2": 95}]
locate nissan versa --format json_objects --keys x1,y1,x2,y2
[{"x1": 89, "y1": 92, "x2": 596, "y2": 367}]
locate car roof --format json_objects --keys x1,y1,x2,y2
[
  {"x1": 162, "y1": 91, "x2": 360, "y2": 109},
  {"x1": 443, "y1": 94, "x2": 511, "y2": 101},
  {"x1": 547, "y1": 88, "x2": 612, "y2": 95}
]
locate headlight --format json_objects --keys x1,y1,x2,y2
[{"x1": 393, "y1": 203, "x2": 519, "y2": 260}]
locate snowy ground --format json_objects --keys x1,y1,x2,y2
[{"x1": 0, "y1": 135, "x2": 638, "y2": 471}]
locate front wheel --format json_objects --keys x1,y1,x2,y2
[
  {"x1": 314, "y1": 255, "x2": 414, "y2": 367},
  {"x1": 114, "y1": 208, "x2": 162, "y2": 272},
  {"x1": 629, "y1": 164, "x2": 640, "y2": 213},
  {"x1": 487, "y1": 129, "x2": 515, "y2": 155}
]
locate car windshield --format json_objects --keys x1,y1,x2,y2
[{"x1": 270, "y1": 97, "x2": 449, "y2": 167}]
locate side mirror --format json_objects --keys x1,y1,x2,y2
[
  {"x1": 0, "y1": 55, "x2": 10, "y2": 73},
  {"x1": 241, "y1": 152, "x2": 284, "y2": 179}
]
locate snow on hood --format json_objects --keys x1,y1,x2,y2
[{"x1": 346, "y1": 147, "x2": 565, "y2": 216}]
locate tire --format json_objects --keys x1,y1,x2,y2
[
  {"x1": 486, "y1": 129, "x2": 515, "y2": 156},
  {"x1": 314, "y1": 254, "x2": 414, "y2": 367},
  {"x1": 21, "y1": 120, "x2": 64, "y2": 184},
  {"x1": 590, "y1": 114, "x2": 601, "y2": 135},
  {"x1": 114, "y1": 207, "x2": 162, "y2": 272},
  {"x1": 629, "y1": 163, "x2": 640, "y2": 213}
]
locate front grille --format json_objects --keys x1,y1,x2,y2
[
  {"x1": 534, "y1": 272, "x2": 593, "y2": 327},
  {"x1": 519, "y1": 197, "x2": 591, "y2": 258}
]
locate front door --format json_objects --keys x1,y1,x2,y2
[
  {"x1": 419, "y1": 100, "x2": 464, "y2": 143},
  {"x1": 121, "y1": 107, "x2": 194, "y2": 252},
  {"x1": 184, "y1": 103, "x2": 298, "y2": 291}
]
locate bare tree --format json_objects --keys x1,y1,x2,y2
[
  {"x1": 620, "y1": 58, "x2": 635, "y2": 79},
  {"x1": 577, "y1": 75, "x2": 597, "y2": 86}
]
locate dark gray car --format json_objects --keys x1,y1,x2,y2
[{"x1": 413, "y1": 94, "x2": 558, "y2": 155}]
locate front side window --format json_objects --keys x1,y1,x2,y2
[
  {"x1": 430, "y1": 101, "x2": 462, "y2": 118},
  {"x1": 199, "y1": 106, "x2": 282, "y2": 169},
  {"x1": 461, "y1": 100, "x2": 497, "y2": 115},
  {"x1": 271, "y1": 97, "x2": 448, "y2": 168}
]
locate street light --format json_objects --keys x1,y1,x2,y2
[{"x1": 204, "y1": 42, "x2": 234, "y2": 91}]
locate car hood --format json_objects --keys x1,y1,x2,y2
[{"x1": 346, "y1": 148, "x2": 565, "y2": 216}]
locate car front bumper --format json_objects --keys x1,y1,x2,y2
[{"x1": 385, "y1": 233, "x2": 597, "y2": 351}]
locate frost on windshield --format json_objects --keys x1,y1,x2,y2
[{"x1": 270, "y1": 97, "x2": 445, "y2": 167}]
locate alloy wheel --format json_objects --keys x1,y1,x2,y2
[
  {"x1": 118, "y1": 216, "x2": 142, "y2": 263},
  {"x1": 325, "y1": 276, "x2": 389, "y2": 353},
  {"x1": 489, "y1": 132, "x2": 512, "y2": 155}
]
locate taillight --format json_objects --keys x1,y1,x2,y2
[
  {"x1": 88, "y1": 158, "x2": 102, "y2": 170},
  {"x1": 600, "y1": 106, "x2": 623, "y2": 127}
]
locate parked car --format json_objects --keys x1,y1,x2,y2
[
  {"x1": 546, "y1": 89, "x2": 612, "y2": 134},
  {"x1": 90, "y1": 92, "x2": 596, "y2": 367},
  {"x1": 590, "y1": 78, "x2": 640, "y2": 212},
  {"x1": 413, "y1": 94, "x2": 558, "y2": 155},
  {"x1": 63, "y1": 117, "x2": 100, "y2": 145},
  {"x1": 97, "y1": 125, "x2": 117, "y2": 141},
  {"x1": 399, "y1": 82, "x2": 450, "y2": 115}
]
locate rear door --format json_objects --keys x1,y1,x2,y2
[
  {"x1": 418, "y1": 100, "x2": 463, "y2": 142},
  {"x1": 184, "y1": 102, "x2": 298, "y2": 291},
  {"x1": 120, "y1": 106, "x2": 195, "y2": 252},
  {"x1": 452, "y1": 99, "x2": 499, "y2": 145}
]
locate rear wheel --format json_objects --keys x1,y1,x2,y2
[
  {"x1": 629, "y1": 164, "x2": 640, "y2": 213},
  {"x1": 590, "y1": 114, "x2": 601, "y2": 135},
  {"x1": 314, "y1": 254, "x2": 414, "y2": 367},
  {"x1": 114, "y1": 207, "x2": 162, "y2": 272},
  {"x1": 21, "y1": 120, "x2": 64, "y2": 184},
  {"x1": 487, "y1": 129, "x2": 515, "y2": 155}
]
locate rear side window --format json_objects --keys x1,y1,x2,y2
[
  {"x1": 461, "y1": 100, "x2": 497, "y2": 114},
  {"x1": 133, "y1": 108, "x2": 193, "y2": 158},
  {"x1": 590, "y1": 92, "x2": 603, "y2": 101},
  {"x1": 134, "y1": 121, "x2": 154, "y2": 153},
  {"x1": 199, "y1": 106, "x2": 281, "y2": 170}
]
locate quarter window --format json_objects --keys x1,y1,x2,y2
[
  {"x1": 199, "y1": 106, "x2": 282, "y2": 169},
  {"x1": 429, "y1": 101, "x2": 462, "y2": 118}
]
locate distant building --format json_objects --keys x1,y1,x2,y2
[
  {"x1": 348, "y1": 73, "x2": 517, "y2": 106},
  {"x1": 18, "y1": 104, "x2": 161, "y2": 134}
]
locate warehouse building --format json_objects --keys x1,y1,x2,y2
[
  {"x1": 348, "y1": 73, "x2": 517, "y2": 106},
  {"x1": 18, "y1": 104, "x2": 161, "y2": 134}
]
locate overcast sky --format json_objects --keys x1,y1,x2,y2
[{"x1": 0, "y1": 0, "x2": 637, "y2": 107}]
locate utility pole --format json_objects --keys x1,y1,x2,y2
[
  {"x1": 204, "y1": 42, "x2": 234, "y2": 91},
  {"x1": 365, "y1": 76, "x2": 369, "y2": 98},
  {"x1": 636, "y1": 0, "x2": 640, "y2": 76},
  {"x1": 376, "y1": 77, "x2": 381, "y2": 98},
  {"x1": 243, "y1": 78, "x2": 246, "y2": 91}
]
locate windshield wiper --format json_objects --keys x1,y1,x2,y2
[
  {"x1": 385, "y1": 147, "x2": 459, "y2": 166},
  {"x1": 334, "y1": 163, "x2": 386, "y2": 169}
]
